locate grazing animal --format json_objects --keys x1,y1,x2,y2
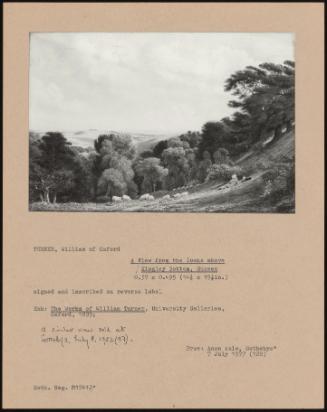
[
  {"x1": 140, "y1": 193, "x2": 150, "y2": 200},
  {"x1": 173, "y1": 193, "x2": 182, "y2": 198},
  {"x1": 112, "y1": 196, "x2": 122, "y2": 202},
  {"x1": 161, "y1": 194, "x2": 171, "y2": 200},
  {"x1": 140, "y1": 193, "x2": 155, "y2": 201},
  {"x1": 122, "y1": 195, "x2": 131, "y2": 201},
  {"x1": 180, "y1": 191, "x2": 189, "y2": 196}
]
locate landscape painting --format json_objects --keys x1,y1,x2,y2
[{"x1": 29, "y1": 33, "x2": 295, "y2": 212}]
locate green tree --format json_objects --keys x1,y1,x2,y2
[
  {"x1": 162, "y1": 146, "x2": 190, "y2": 189},
  {"x1": 197, "y1": 150, "x2": 212, "y2": 182},
  {"x1": 152, "y1": 140, "x2": 168, "y2": 158},
  {"x1": 224, "y1": 60, "x2": 295, "y2": 142},
  {"x1": 213, "y1": 148, "x2": 232, "y2": 165},
  {"x1": 30, "y1": 132, "x2": 79, "y2": 203},
  {"x1": 198, "y1": 122, "x2": 228, "y2": 160},
  {"x1": 94, "y1": 133, "x2": 135, "y2": 159},
  {"x1": 97, "y1": 168, "x2": 127, "y2": 197},
  {"x1": 139, "y1": 150, "x2": 155, "y2": 159},
  {"x1": 135, "y1": 157, "x2": 168, "y2": 193},
  {"x1": 93, "y1": 133, "x2": 137, "y2": 198},
  {"x1": 179, "y1": 131, "x2": 202, "y2": 148}
]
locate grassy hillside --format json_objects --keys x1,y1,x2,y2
[
  {"x1": 30, "y1": 130, "x2": 295, "y2": 213},
  {"x1": 236, "y1": 130, "x2": 295, "y2": 169}
]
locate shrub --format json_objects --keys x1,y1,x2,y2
[
  {"x1": 232, "y1": 142, "x2": 250, "y2": 156},
  {"x1": 261, "y1": 159, "x2": 295, "y2": 202},
  {"x1": 206, "y1": 164, "x2": 243, "y2": 182}
]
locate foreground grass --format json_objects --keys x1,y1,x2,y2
[{"x1": 30, "y1": 176, "x2": 294, "y2": 213}]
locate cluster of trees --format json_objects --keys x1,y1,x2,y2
[
  {"x1": 198, "y1": 60, "x2": 295, "y2": 158},
  {"x1": 29, "y1": 60, "x2": 295, "y2": 203},
  {"x1": 29, "y1": 132, "x2": 93, "y2": 203}
]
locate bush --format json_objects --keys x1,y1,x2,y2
[
  {"x1": 206, "y1": 164, "x2": 243, "y2": 182},
  {"x1": 261, "y1": 159, "x2": 295, "y2": 202},
  {"x1": 231, "y1": 142, "x2": 250, "y2": 156}
]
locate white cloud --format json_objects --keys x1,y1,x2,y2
[{"x1": 29, "y1": 32, "x2": 294, "y2": 134}]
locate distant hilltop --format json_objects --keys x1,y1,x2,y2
[{"x1": 29, "y1": 129, "x2": 178, "y2": 152}]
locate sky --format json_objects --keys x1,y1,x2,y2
[{"x1": 29, "y1": 32, "x2": 294, "y2": 135}]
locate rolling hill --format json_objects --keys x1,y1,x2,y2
[{"x1": 30, "y1": 129, "x2": 177, "y2": 153}]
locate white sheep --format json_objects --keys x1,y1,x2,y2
[
  {"x1": 122, "y1": 195, "x2": 131, "y2": 201},
  {"x1": 173, "y1": 193, "x2": 182, "y2": 198},
  {"x1": 112, "y1": 196, "x2": 122, "y2": 202},
  {"x1": 139, "y1": 193, "x2": 156, "y2": 201},
  {"x1": 140, "y1": 193, "x2": 150, "y2": 200},
  {"x1": 180, "y1": 191, "x2": 189, "y2": 196},
  {"x1": 161, "y1": 194, "x2": 171, "y2": 200}
]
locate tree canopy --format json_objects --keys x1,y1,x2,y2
[{"x1": 29, "y1": 60, "x2": 295, "y2": 204}]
